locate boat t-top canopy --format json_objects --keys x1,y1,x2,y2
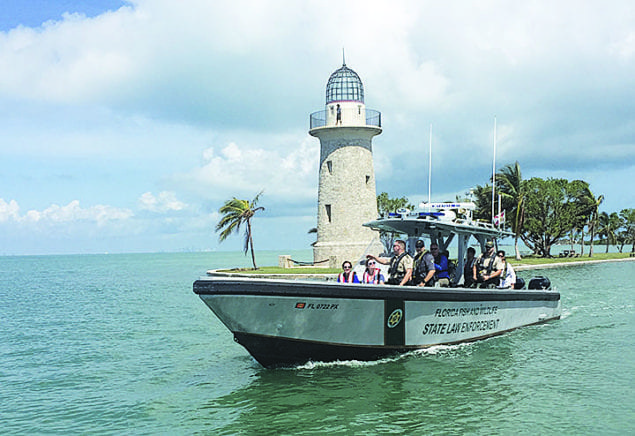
[{"x1": 363, "y1": 203, "x2": 513, "y2": 285}]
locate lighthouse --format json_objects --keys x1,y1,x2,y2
[{"x1": 309, "y1": 60, "x2": 383, "y2": 267}]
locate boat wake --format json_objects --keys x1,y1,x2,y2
[{"x1": 287, "y1": 343, "x2": 474, "y2": 370}]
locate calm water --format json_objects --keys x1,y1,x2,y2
[{"x1": 1, "y1": 252, "x2": 634, "y2": 435}]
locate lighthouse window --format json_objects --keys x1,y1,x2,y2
[
  {"x1": 327, "y1": 160, "x2": 333, "y2": 174},
  {"x1": 325, "y1": 204, "x2": 332, "y2": 223},
  {"x1": 325, "y1": 65, "x2": 365, "y2": 103}
]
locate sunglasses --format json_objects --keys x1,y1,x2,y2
[{"x1": 343, "y1": 265, "x2": 351, "y2": 269}]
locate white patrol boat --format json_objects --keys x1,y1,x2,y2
[{"x1": 194, "y1": 203, "x2": 561, "y2": 368}]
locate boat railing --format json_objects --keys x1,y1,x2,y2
[
  {"x1": 379, "y1": 212, "x2": 509, "y2": 233},
  {"x1": 309, "y1": 108, "x2": 381, "y2": 129}
]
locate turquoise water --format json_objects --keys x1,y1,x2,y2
[{"x1": 1, "y1": 252, "x2": 634, "y2": 435}]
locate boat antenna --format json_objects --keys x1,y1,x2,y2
[
  {"x1": 491, "y1": 116, "x2": 497, "y2": 226},
  {"x1": 428, "y1": 123, "x2": 433, "y2": 205}
]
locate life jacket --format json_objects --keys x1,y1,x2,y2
[
  {"x1": 338, "y1": 271, "x2": 356, "y2": 283},
  {"x1": 362, "y1": 270, "x2": 381, "y2": 284},
  {"x1": 387, "y1": 252, "x2": 409, "y2": 284},
  {"x1": 476, "y1": 252, "x2": 498, "y2": 280},
  {"x1": 413, "y1": 251, "x2": 434, "y2": 285},
  {"x1": 447, "y1": 259, "x2": 457, "y2": 282},
  {"x1": 433, "y1": 254, "x2": 450, "y2": 280},
  {"x1": 388, "y1": 253, "x2": 406, "y2": 276}
]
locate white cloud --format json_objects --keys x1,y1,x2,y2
[
  {"x1": 0, "y1": 198, "x2": 133, "y2": 226},
  {"x1": 610, "y1": 31, "x2": 635, "y2": 60},
  {"x1": 0, "y1": 0, "x2": 633, "y2": 255},
  {"x1": 138, "y1": 191, "x2": 187, "y2": 213},
  {"x1": 0, "y1": 198, "x2": 20, "y2": 222},
  {"x1": 180, "y1": 137, "x2": 319, "y2": 203}
]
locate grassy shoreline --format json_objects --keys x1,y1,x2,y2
[{"x1": 215, "y1": 251, "x2": 635, "y2": 275}]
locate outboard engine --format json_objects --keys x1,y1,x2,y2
[
  {"x1": 528, "y1": 276, "x2": 551, "y2": 290},
  {"x1": 513, "y1": 277, "x2": 526, "y2": 290}
]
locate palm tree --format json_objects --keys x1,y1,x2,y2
[
  {"x1": 598, "y1": 211, "x2": 621, "y2": 253},
  {"x1": 472, "y1": 184, "x2": 493, "y2": 222},
  {"x1": 495, "y1": 161, "x2": 525, "y2": 260},
  {"x1": 620, "y1": 208, "x2": 635, "y2": 253},
  {"x1": 578, "y1": 186, "x2": 604, "y2": 257},
  {"x1": 216, "y1": 191, "x2": 265, "y2": 269}
]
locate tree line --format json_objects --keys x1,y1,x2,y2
[
  {"x1": 213, "y1": 162, "x2": 634, "y2": 269},
  {"x1": 470, "y1": 162, "x2": 635, "y2": 258}
]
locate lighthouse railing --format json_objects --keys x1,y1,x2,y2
[{"x1": 309, "y1": 108, "x2": 382, "y2": 129}]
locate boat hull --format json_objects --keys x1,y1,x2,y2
[{"x1": 194, "y1": 276, "x2": 561, "y2": 368}]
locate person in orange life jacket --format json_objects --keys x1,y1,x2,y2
[
  {"x1": 431, "y1": 244, "x2": 451, "y2": 287},
  {"x1": 337, "y1": 261, "x2": 359, "y2": 283},
  {"x1": 362, "y1": 258, "x2": 385, "y2": 284},
  {"x1": 412, "y1": 239, "x2": 435, "y2": 286},
  {"x1": 367, "y1": 239, "x2": 413, "y2": 286}
]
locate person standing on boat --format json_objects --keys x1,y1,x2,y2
[
  {"x1": 473, "y1": 241, "x2": 504, "y2": 288},
  {"x1": 412, "y1": 239, "x2": 435, "y2": 286},
  {"x1": 496, "y1": 250, "x2": 517, "y2": 289},
  {"x1": 338, "y1": 261, "x2": 360, "y2": 283},
  {"x1": 362, "y1": 258, "x2": 385, "y2": 284},
  {"x1": 431, "y1": 244, "x2": 451, "y2": 287},
  {"x1": 463, "y1": 247, "x2": 477, "y2": 288},
  {"x1": 367, "y1": 240, "x2": 413, "y2": 286}
]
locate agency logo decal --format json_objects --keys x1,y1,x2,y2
[{"x1": 387, "y1": 308, "x2": 403, "y2": 328}]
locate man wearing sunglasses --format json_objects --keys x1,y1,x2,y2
[
  {"x1": 412, "y1": 239, "x2": 436, "y2": 287},
  {"x1": 367, "y1": 239, "x2": 413, "y2": 286}
]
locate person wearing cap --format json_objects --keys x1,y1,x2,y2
[
  {"x1": 412, "y1": 239, "x2": 436, "y2": 286},
  {"x1": 367, "y1": 239, "x2": 413, "y2": 286},
  {"x1": 473, "y1": 240, "x2": 504, "y2": 288}
]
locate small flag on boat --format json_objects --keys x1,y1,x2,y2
[{"x1": 493, "y1": 210, "x2": 505, "y2": 227}]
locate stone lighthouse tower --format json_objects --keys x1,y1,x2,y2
[{"x1": 309, "y1": 60, "x2": 383, "y2": 267}]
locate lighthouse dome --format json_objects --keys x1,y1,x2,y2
[{"x1": 325, "y1": 64, "x2": 364, "y2": 104}]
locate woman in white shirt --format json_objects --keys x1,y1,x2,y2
[{"x1": 497, "y1": 250, "x2": 517, "y2": 289}]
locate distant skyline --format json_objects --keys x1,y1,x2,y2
[{"x1": 1, "y1": 0, "x2": 634, "y2": 255}]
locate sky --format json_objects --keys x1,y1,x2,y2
[{"x1": 0, "y1": 0, "x2": 634, "y2": 256}]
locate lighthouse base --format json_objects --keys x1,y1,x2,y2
[{"x1": 313, "y1": 239, "x2": 384, "y2": 269}]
